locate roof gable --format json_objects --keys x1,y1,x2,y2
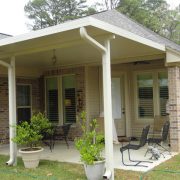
[{"x1": 92, "y1": 9, "x2": 180, "y2": 52}]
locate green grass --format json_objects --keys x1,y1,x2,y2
[{"x1": 0, "y1": 154, "x2": 179, "y2": 180}]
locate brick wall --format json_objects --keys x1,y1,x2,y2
[
  {"x1": 168, "y1": 66, "x2": 180, "y2": 152},
  {"x1": 44, "y1": 66, "x2": 86, "y2": 139},
  {"x1": 0, "y1": 77, "x2": 41, "y2": 144},
  {"x1": 0, "y1": 77, "x2": 9, "y2": 143},
  {"x1": 0, "y1": 66, "x2": 86, "y2": 144}
]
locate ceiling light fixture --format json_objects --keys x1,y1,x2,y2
[{"x1": 52, "y1": 49, "x2": 57, "y2": 65}]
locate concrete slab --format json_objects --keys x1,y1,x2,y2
[{"x1": 0, "y1": 141, "x2": 176, "y2": 172}]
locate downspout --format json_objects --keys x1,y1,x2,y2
[
  {"x1": 0, "y1": 57, "x2": 17, "y2": 166},
  {"x1": 80, "y1": 27, "x2": 115, "y2": 180},
  {"x1": 6, "y1": 57, "x2": 17, "y2": 166}
]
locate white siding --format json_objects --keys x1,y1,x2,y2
[{"x1": 85, "y1": 66, "x2": 100, "y2": 121}]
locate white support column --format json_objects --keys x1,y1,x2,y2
[
  {"x1": 80, "y1": 27, "x2": 114, "y2": 179},
  {"x1": 7, "y1": 57, "x2": 17, "y2": 166},
  {"x1": 102, "y1": 39, "x2": 114, "y2": 180}
]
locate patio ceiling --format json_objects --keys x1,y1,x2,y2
[{"x1": 0, "y1": 17, "x2": 166, "y2": 69}]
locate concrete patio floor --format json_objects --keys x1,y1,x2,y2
[{"x1": 0, "y1": 141, "x2": 175, "y2": 172}]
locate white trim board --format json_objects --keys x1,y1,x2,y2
[{"x1": 0, "y1": 17, "x2": 165, "y2": 53}]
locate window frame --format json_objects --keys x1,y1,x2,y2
[
  {"x1": 45, "y1": 74, "x2": 76, "y2": 125},
  {"x1": 16, "y1": 83, "x2": 32, "y2": 122},
  {"x1": 134, "y1": 69, "x2": 168, "y2": 123},
  {"x1": 62, "y1": 75, "x2": 76, "y2": 124},
  {"x1": 157, "y1": 71, "x2": 169, "y2": 117}
]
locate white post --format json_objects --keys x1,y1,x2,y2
[
  {"x1": 102, "y1": 39, "x2": 114, "y2": 180},
  {"x1": 7, "y1": 57, "x2": 17, "y2": 166},
  {"x1": 80, "y1": 27, "x2": 114, "y2": 179}
]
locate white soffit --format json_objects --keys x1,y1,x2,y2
[{"x1": 89, "y1": 17, "x2": 165, "y2": 52}]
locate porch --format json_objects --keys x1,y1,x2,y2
[
  {"x1": 0, "y1": 11, "x2": 180, "y2": 180},
  {"x1": 0, "y1": 142, "x2": 174, "y2": 172}
]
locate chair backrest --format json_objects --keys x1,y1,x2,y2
[
  {"x1": 161, "y1": 121, "x2": 170, "y2": 141},
  {"x1": 153, "y1": 115, "x2": 166, "y2": 137},
  {"x1": 139, "y1": 125, "x2": 150, "y2": 147},
  {"x1": 62, "y1": 123, "x2": 72, "y2": 137}
]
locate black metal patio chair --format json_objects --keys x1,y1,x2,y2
[
  {"x1": 120, "y1": 125, "x2": 153, "y2": 167},
  {"x1": 52, "y1": 123, "x2": 72, "y2": 148},
  {"x1": 146, "y1": 120, "x2": 170, "y2": 156},
  {"x1": 41, "y1": 126, "x2": 54, "y2": 152}
]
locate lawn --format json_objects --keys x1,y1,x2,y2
[{"x1": 0, "y1": 154, "x2": 179, "y2": 180}]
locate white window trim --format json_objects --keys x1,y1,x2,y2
[
  {"x1": 45, "y1": 74, "x2": 76, "y2": 125},
  {"x1": 16, "y1": 83, "x2": 32, "y2": 118},
  {"x1": 133, "y1": 69, "x2": 168, "y2": 123}
]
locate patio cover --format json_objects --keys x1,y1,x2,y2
[{"x1": 1, "y1": 9, "x2": 179, "y2": 180}]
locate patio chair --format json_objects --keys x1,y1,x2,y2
[
  {"x1": 120, "y1": 125, "x2": 152, "y2": 167},
  {"x1": 146, "y1": 120, "x2": 170, "y2": 156},
  {"x1": 53, "y1": 123, "x2": 72, "y2": 148},
  {"x1": 41, "y1": 127, "x2": 54, "y2": 152},
  {"x1": 151, "y1": 115, "x2": 166, "y2": 138}
]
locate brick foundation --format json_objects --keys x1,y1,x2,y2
[{"x1": 168, "y1": 66, "x2": 180, "y2": 152}]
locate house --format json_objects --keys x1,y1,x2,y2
[{"x1": 0, "y1": 9, "x2": 180, "y2": 176}]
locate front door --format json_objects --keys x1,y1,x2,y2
[{"x1": 111, "y1": 76, "x2": 126, "y2": 136}]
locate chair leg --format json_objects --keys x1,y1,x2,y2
[
  {"x1": 128, "y1": 149, "x2": 153, "y2": 166},
  {"x1": 144, "y1": 148, "x2": 150, "y2": 157},
  {"x1": 64, "y1": 137, "x2": 69, "y2": 148},
  {"x1": 157, "y1": 143, "x2": 171, "y2": 155},
  {"x1": 120, "y1": 150, "x2": 151, "y2": 167},
  {"x1": 121, "y1": 151, "x2": 126, "y2": 166},
  {"x1": 49, "y1": 137, "x2": 54, "y2": 152}
]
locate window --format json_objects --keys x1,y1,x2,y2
[
  {"x1": 45, "y1": 75, "x2": 76, "y2": 124},
  {"x1": 135, "y1": 71, "x2": 168, "y2": 121},
  {"x1": 46, "y1": 77, "x2": 59, "y2": 123},
  {"x1": 17, "y1": 85, "x2": 31, "y2": 124},
  {"x1": 137, "y1": 74, "x2": 154, "y2": 118},
  {"x1": 159, "y1": 72, "x2": 168, "y2": 116},
  {"x1": 62, "y1": 75, "x2": 76, "y2": 123}
]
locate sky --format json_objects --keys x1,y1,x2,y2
[{"x1": 0, "y1": 0, "x2": 179, "y2": 36}]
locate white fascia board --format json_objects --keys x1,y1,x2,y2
[
  {"x1": 0, "y1": 15, "x2": 166, "y2": 53},
  {"x1": 166, "y1": 47, "x2": 180, "y2": 64},
  {"x1": 89, "y1": 17, "x2": 166, "y2": 52},
  {"x1": 166, "y1": 47, "x2": 180, "y2": 56},
  {"x1": 0, "y1": 17, "x2": 92, "y2": 47}
]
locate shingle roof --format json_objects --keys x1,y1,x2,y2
[
  {"x1": 92, "y1": 9, "x2": 180, "y2": 52},
  {"x1": 0, "y1": 33, "x2": 12, "y2": 40}
]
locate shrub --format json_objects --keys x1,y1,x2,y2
[
  {"x1": 12, "y1": 112, "x2": 52, "y2": 150},
  {"x1": 75, "y1": 111, "x2": 104, "y2": 165}
]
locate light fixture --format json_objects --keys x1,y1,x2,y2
[{"x1": 52, "y1": 49, "x2": 57, "y2": 65}]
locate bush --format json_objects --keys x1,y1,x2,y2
[
  {"x1": 12, "y1": 112, "x2": 52, "y2": 150},
  {"x1": 75, "y1": 111, "x2": 104, "y2": 165}
]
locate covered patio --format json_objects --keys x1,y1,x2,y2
[
  {"x1": 0, "y1": 142, "x2": 175, "y2": 172},
  {"x1": 0, "y1": 9, "x2": 180, "y2": 180}
]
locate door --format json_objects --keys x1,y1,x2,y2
[{"x1": 111, "y1": 76, "x2": 126, "y2": 136}]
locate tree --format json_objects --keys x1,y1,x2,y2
[
  {"x1": 117, "y1": 0, "x2": 180, "y2": 44},
  {"x1": 103, "y1": 0, "x2": 120, "y2": 10},
  {"x1": 164, "y1": 6, "x2": 180, "y2": 44},
  {"x1": 25, "y1": 0, "x2": 95, "y2": 30}
]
